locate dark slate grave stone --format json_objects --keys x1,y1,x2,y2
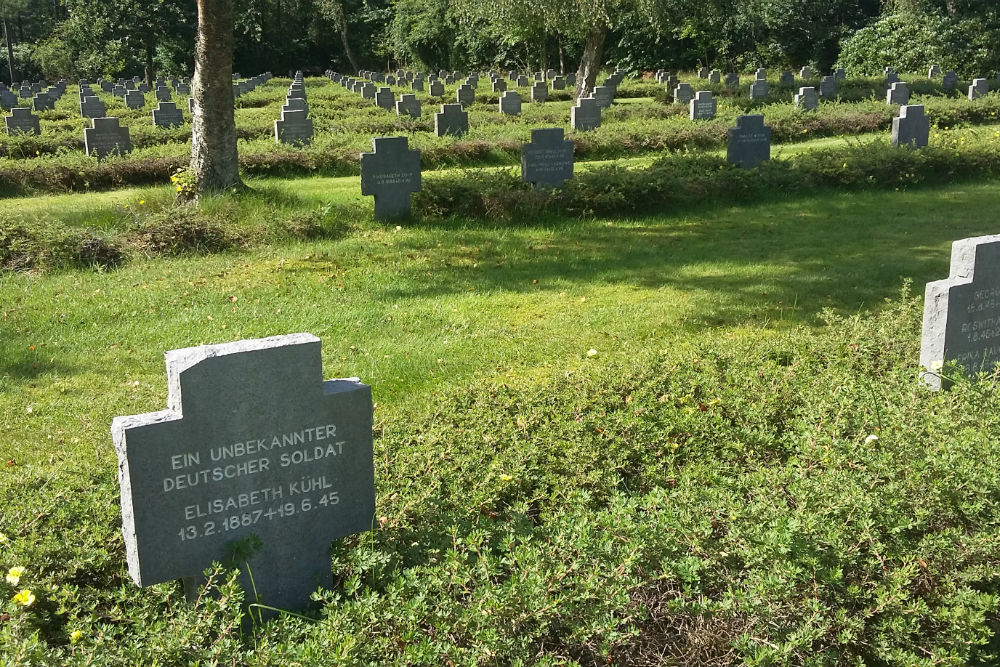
[
  {"x1": 673, "y1": 82, "x2": 693, "y2": 105},
  {"x1": 546, "y1": 69, "x2": 556, "y2": 80},
  {"x1": 886, "y1": 81, "x2": 909, "y2": 105},
  {"x1": 288, "y1": 86, "x2": 307, "y2": 100},
  {"x1": 395, "y1": 93, "x2": 421, "y2": 119},
  {"x1": 4, "y1": 107, "x2": 40, "y2": 135},
  {"x1": 274, "y1": 109, "x2": 313, "y2": 146},
  {"x1": 155, "y1": 86, "x2": 172, "y2": 102},
  {"x1": 152, "y1": 101, "x2": 184, "y2": 128},
  {"x1": 724, "y1": 73, "x2": 739, "y2": 88},
  {"x1": 283, "y1": 97, "x2": 308, "y2": 114},
  {"x1": 429, "y1": 80, "x2": 444, "y2": 96},
  {"x1": 137, "y1": 83, "x2": 150, "y2": 94},
  {"x1": 411, "y1": 79, "x2": 424, "y2": 93},
  {"x1": 516, "y1": 75, "x2": 529, "y2": 87},
  {"x1": 697, "y1": 67, "x2": 709, "y2": 79},
  {"x1": 819, "y1": 75, "x2": 837, "y2": 98},
  {"x1": 794, "y1": 86, "x2": 818, "y2": 111},
  {"x1": 755, "y1": 68, "x2": 767, "y2": 81},
  {"x1": 891, "y1": 104, "x2": 929, "y2": 149},
  {"x1": 834, "y1": 68, "x2": 846, "y2": 79},
  {"x1": 125, "y1": 90, "x2": 145, "y2": 110},
  {"x1": 969, "y1": 78, "x2": 989, "y2": 100},
  {"x1": 499, "y1": 90, "x2": 521, "y2": 115},
  {"x1": 593, "y1": 85, "x2": 613, "y2": 108},
  {"x1": 375, "y1": 87, "x2": 395, "y2": 111},
  {"x1": 571, "y1": 96, "x2": 601, "y2": 132},
  {"x1": 386, "y1": 75, "x2": 396, "y2": 86},
  {"x1": 690, "y1": 90, "x2": 716, "y2": 120},
  {"x1": 360, "y1": 136, "x2": 421, "y2": 219},
  {"x1": 360, "y1": 83, "x2": 376, "y2": 99},
  {"x1": 456, "y1": 84, "x2": 475, "y2": 107},
  {"x1": 32, "y1": 93, "x2": 53, "y2": 111},
  {"x1": 101, "y1": 80, "x2": 114, "y2": 92},
  {"x1": 780, "y1": 71, "x2": 794, "y2": 87},
  {"x1": 552, "y1": 76, "x2": 565, "y2": 90},
  {"x1": 565, "y1": 73, "x2": 576, "y2": 87},
  {"x1": 929, "y1": 65, "x2": 941, "y2": 78},
  {"x1": 799, "y1": 66, "x2": 813, "y2": 79},
  {"x1": 112, "y1": 333, "x2": 375, "y2": 613},
  {"x1": 921, "y1": 235, "x2": 1000, "y2": 390},
  {"x1": 492, "y1": 78, "x2": 506, "y2": 93},
  {"x1": 664, "y1": 74, "x2": 679, "y2": 89},
  {"x1": 749, "y1": 80, "x2": 768, "y2": 99},
  {"x1": 80, "y1": 95, "x2": 107, "y2": 118},
  {"x1": 521, "y1": 127, "x2": 573, "y2": 188},
  {"x1": 18, "y1": 85, "x2": 31, "y2": 98},
  {"x1": 885, "y1": 69, "x2": 899, "y2": 87},
  {"x1": 709, "y1": 70, "x2": 721, "y2": 84},
  {"x1": 434, "y1": 103, "x2": 468, "y2": 136},
  {"x1": 531, "y1": 81, "x2": 548, "y2": 103},
  {"x1": 0, "y1": 89, "x2": 17, "y2": 109},
  {"x1": 444, "y1": 75, "x2": 456, "y2": 85},
  {"x1": 84, "y1": 117, "x2": 132, "y2": 159},
  {"x1": 727, "y1": 114, "x2": 771, "y2": 169}
]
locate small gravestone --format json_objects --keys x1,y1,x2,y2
[
  {"x1": 664, "y1": 74, "x2": 679, "y2": 89},
  {"x1": 969, "y1": 78, "x2": 989, "y2": 100},
  {"x1": 697, "y1": 67, "x2": 709, "y2": 79},
  {"x1": 410, "y1": 79, "x2": 424, "y2": 93},
  {"x1": 84, "y1": 117, "x2": 132, "y2": 159},
  {"x1": 755, "y1": 68, "x2": 767, "y2": 81},
  {"x1": 137, "y1": 82, "x2": 150, "y2": 94},
  {"x1": 361, "y1": 83, "x2": 376, "y2": 99},
  {"x1": 886, "y1": 81, "x2": 909, "y2": 105},
  {"x1": 499, "y1": 90, "x2": 522, "y2": 115},
  {"x1": 492, "y1": 78, "x2": 506, "y2": 93},
  {"x1": 283, "y1": 97, "x2": 308, "y2": 114},
  {"x1": 0, "y1": 89, "x2": 17, "y2": 109},
  {"x1": 4, "y1": 107, "x2": 40, "y2": 135},
  {"x1": 571, "y1": 96, "x2": 601, "y2": 131},
  {"x1": 943, "y1": 70, "x2": 958, "y2": 91},
  {"x1": 112, "y1": 334, "x2": 375, "y2": 613},
  {"x1": 375, "y1": 87, "x2": 395, "y2": 111},
  {"x1": 799, "y1": 66, "x2": 812, "y2": 79},
  {"x1": 727, "y1": 114, "x2": 771, "y2": 169},
  {"x1": 456, "y1": 84, "x2": 475, "y2": 107},
  {"x1": 929, "y1": 65, "x2": 941, "y2": 78},
  {"x1": 565, "y1": 73, "x2": 576, "y2": 87},
  {"x1": 891, "y1": 104, "x2": 929, "y2": 149},
  {"x1": 434, "y1": 103, "x2": 468, "y2": 137},
  {"x1": 885, "y1": 69, "x2": 899, "y2": 87},
  {"x1": 274, "y1": 109, "x2": 313, "y2": 146},
  {"x1": 152, "y1": 101, "x2": 184, "y2": 128},
  {"x1": 834, "y1": 68, "x2": 846, "y2": 79},
  {"x1": 546, "y1": 69, "x2": 556, "y2": 80},
  {"x1": 794, "y1": 86, "x2": 818, "y2": 111},
  {"x1": 921, "y1": 235, "x2": 1000, "y2": 390},
  {"x1": 593, "y1": 85, "x2": 613, "y2": 108},
  {"x1": 32, "y1": 93, "x2": 53, "y2": 111},
  {"x1": 533, "y1": 72, "x2": 544, "y2": 82},
  {"x1": 724, "y1": 73, "x2": 739, "y2": 88},
  {"x1": 125, "y1": 89, "x2": 145, "y2": 109},
  {"x1": 429, "y1": 80, "x2": 444, "y2": 96},
  {"x1": 155, "y1": 86, "x2": 172, "y2": 102},
  {"x1": 521, "y1": 127, "x2": 573, "y2": 188},
  {"x1": 516, "y1": 75, "x2": 529, "y2": 87},
  {"x1": 444, "y1": 75, "x2": 456, "y2": 85},
  {"x1": 531, "y1": 81, "x2": 547, "y2": 103},
  {"x1": 673, "y1": 82, "x2": 694, "y2": 105},
  {"x1": 780, "y1": 71, "x2": 794, "y2": 87},
  {"x1": 360, "y1": 136, "x2": 421, "y2": 219},
  {"x1": 819, "y1": 75, "x2": 837, "y2": 98},
  {"x1": 385, "y1": 75, "x2": 396, "y2": 86},
  {"x1": 80, "y1": 95, "x2": 107, "y2": 118},
  {"x1": 750, "y1": 80, "x2": 768, "y2": 99},
  {"x1": 551, "y1": 76, "x2": 565, "y2": 91},
  {"x1": 689, "y1": 91, "x2": 716, "y2": 120},
  {"x1": 708, "y1": 70, "x2": 721, "y2": 84},
  {"x1": 395, "y1": 94, "x2": 420, "y2": 119}
]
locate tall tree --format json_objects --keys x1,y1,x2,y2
[{"x1": 189, "y1": 0, "x2": 243, "y2": 194}]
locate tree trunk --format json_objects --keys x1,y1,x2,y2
[
  {"x1": 557, "y1": 33, "x2": 564, "y2": 75},
  {"x1": 573, "y1": 24, "x2": 606, "y2": 100},
  {"x1": 144, "y1": 41, "x2": 155, "y2": 88},
  {"x1": 337, "y1": 13, "x2": 359, "y2": 71},
  {"x1": 2, "y1": 15, "x2": 14, "y2": 84},
  {"x1": 189, "y1": 0, "x2": 243, "y2": 194}
]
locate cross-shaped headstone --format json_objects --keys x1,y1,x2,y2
[
  {"x1": 929, "y1": 65, "x2": 941, "y2": 78},
  {"x1": 531, "y1": 81, "x2": 548, "y2": 103},
  {"x1": 0, "y1": 89, "x2": 17, "y2": 110},
  {"x1": 891, "y1": 104, "x2": 929, "y2": 149},
  {"x1": 799, "y1": 66, "x2": 812, "y2": 79},
  {"x1": 274, "y1": 109, "x2": 313, "y2": 146},
  {"x1": 886, "y1": 81, "x2": 909, "y2": 105},
  {"x1": 794, "y1": 86, "x2": 818, "y2": 111},
  {"x1": 943, "y1": 70, "x2": 959, "y2": 91},
  {"x1": 697, "y1": 67, "x2": 709, "y2": 79},
  {"x1": 361, "y1": 83, "x2": 376, "y2": 99},
  {"x1": 152, "y1": 101, "x2": 184, "y2": 128},
  {"x1": 571, "y1": 96, "x2": 601, "y2": 132},
  {"x1": 456, "y1": 84, "x2": 475, "y2": 107},
  {"x1": 780, "y1": 71, "x2": 795, "y2": 87},
  {"x1": 375, "y1": 87, "x2": 395, "y2": 111},
  {"x1": 885, "y1": 69, "x2": 899, "y2": 87},
  {"x1": 80, "y1": 95, "x2": 107, "y2": 118},
  {"x1": 499, "y1": 90, "x2": 521, "y2": 115},
  {"x1": 673, "y1": 82, "x2": 694, "y2": 105},
  {"x1": 724, "y1": 73, "x2": 739, "y2": 88},
  {"x1": 969, "y1": 78, "x2": 989, "y2": 101},
  {"x1": 749, "y1": 80, "x2": 768, "y2": 100},
  {"x1": 125, "y1": 89, "x2": 146, "y2": 110},
  {"x1": 429, "y1": 80, "x2": 445, "y2": 96},
  {"x1": 283, "y1": 97, "x2": 308, "y2": 114},
  {"x1": 491, "y1": 78, "x2": 506, "y2": 93},
  {"x1": 551, "y1": 76, "x2": 565, "y2": 90},
  {"x1": 155, "y1": 86, "x2": 172, "y2": 102},
  {"x1": 360, "y1": 136, "x2": 421, "y2": 219},
  {"x1": 112, "y1": 333, "x2": 375, "y2": 612},
  {"x1": 834, "y1": 68, "x2": 846, "y2": 79},
  {"x1": 593, "y1": 85, "x2": 614, "y2": 108},
  {"x1": 689, "y1": 90, "x2": 716, "y2": 120},
  {"x1": 32, "y1": 92, "x2": 53, "y2": 111},
  {"x1": 727, "y1": 114, "x2": 771, "y2": 169},
  {"x1": 522, "y1": 127, "x2": 573, "y2": 188},
  {"x1": 515, "y1": 75, "x2": 529, "y2": 87},
  {"x1": 434, "y1": 103, "x2": 468, "y2": 136},
  {"x1": 84, "y1": 116, "x2": 132, "y2": 159},
  {"x1": 4, "y1": 107, "x2": 40, "y2": 135},
  {"x1": 819, "y1": 75, "x2": 837, "y2": 98},
  {"x1": 921, "y1": 235, "x2": 1000, "y2": 390},
  {"x1": 565, "y1": 73, "x2": 576, "y2": 87},
  {"x1": 755, "y1": 68, "x2": 767, "y2": 81},
  {"x1": 395, "y1": 93, "x2": 421, "y2": 119},
  {"x1": 708, "y1": 70, "x2": 721, "y2": 84},
  {"x1": 410, "y1": 79, "x2": 424, "y2": 93}
]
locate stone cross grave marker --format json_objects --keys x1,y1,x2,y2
[
  {"x1": 112, "y1": 333, "x2": 375, "y2": 612},
  {"x1": 593, "y1": 85, "x2": 613, "y2": 108},
  {"x1": 155, "y1": 86, "x2": 172, "y2": 102},
  {"x1": 755, "y1": 68, "x2": 767, "y2": 81},
  {"x1": 891, "y1": 104, "x2": 929, "y2": 149},
  {"x1": 724, "y1": 73, "x2": 739, "y2": 88},
  {"x1": 396, "y1": 94, "x2": 421, "y2": 119},
  {"x1": 429, "y1": 81, "x2": 444, "y2": 96},
  {"x1": 0, "y1": 89, "x2": 17, "y2": 109},
  {"x1": 794, "y1": 86, "x2": 818, "y2": 111},
  {"x1": 516, "y1": 75, "x2": 529, "y2": 87},
  {"x1": 433, "y1": 103, "x2": 467, "y2": 136},
  {"x1": 673, "y1": 82, "x2": 693, "y2": 105},
  {"x1": 750, "y1": 80, "x2": 768, "y2": 99},
  {"x1": 886, "y1": 81, "x2": 909, "y2": 105},
  {"x1": 819, "y1": 75, "x2": 837, "y2": 98},
  {"x1": 5, "y1": 107, "x2": 40, "y2": 135},
  {"x1": 552, "y1": 76, "x2": 565, "y2": 90},
  {"x1": 137, "y1": 82, "x2": 150, "y2": 94},
  {"x1": 411, "y1": 79, "x2": 424, "y2": 93},
  {"x1": 274, "y1": 109, "x2": 313, "y2": 146},
  {"x1": 697, "y1": 67, "x2": 709, "y2": 79},
  {"x1": 152, "y1": 101, "x2": 184, "y2": 128},
  {"x1": 492, "y1": 78, "x2": 506, "y2": 93},
  {"x1": 80, "y1": 96, "x2": 107, "y2": 118},
  {"x1": 565, "y1": 73, "x2": 576, "y2": 87},
  {"x1": 360, "y1": 136, "x2": 421, "y2": 219},
  {"x1": 499, "y1": 90, "x2": 522, "y2": 115},
  {"x1": 571, "y1": 96, "x2": 601, "y2": 132},
  {"x1": 283, "y1": 97, "x2": 308, "y2": 114},
  {"x1": 780, "y1": 71, "x2": 794, "y2": 87},
  {"x1": 727, "y1": 114, "x2": 771, "y2": 169},
  {"x1": 834, "y1": 68, "x2": 846, "y2": 79},
  {"x1": 969, "y1": 78, "x2": 989, "y2": 100},
  {"x1": 921, "y1": 235, "x2": 1000, "y2": 390},
  {"x1": 32, "y1": 92, "x2": 53, "y2": 111},
  {"x1": 709, "y1": 70, "x2": 721, "y2": 84},
  {"x1": 84, "y1": 117, "x2": 132, "y2": 159},
  {"x1": 375, "y1": 87, "x2": 395, "y2": 111},
  {"x1": 521, "y1": 127, "x2": 573, "y2": 188},
  {"x1": 689, "y1": 91, "x2": 716, "y2": 120},
  {"x1": 531, "y1": 81, "x2": 547, "y2": 103},
  {"x1": 456, "y1": 84, "x2": 475, "y2": 107},
  {"x1": 929, "y1": 65, "x2": 941, "y2": 78},
  {"x1": 799, "y1": 66, "x2": 812, "y2": 78},
  {"x1": 361, "y1": 83, "x2": 376, "y2": 99}
]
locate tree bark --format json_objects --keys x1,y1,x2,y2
[
  {"x1": 144, "y1": 41, "x2": 154, "y2": 88},
  {"x1": 189, "y1": 0, "x2": 243, "y2": 195},
  {"x1": 557, "y1": 33, "x2": 564, "y2": 75},
  {"x1": 573, "y1": 24, "x2": 606, "y2": 100},
  {"x1": 336, "y1": 12, "x2": 359, "y2": 71},
  {"x1": 2, "y1": 14, "x2": 14, "y2": 83}
]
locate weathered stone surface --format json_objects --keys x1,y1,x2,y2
[
  {"x1": 943, "y1": 70, "x2": 958, "y2": 90},
  {"x1": 84, "y1": 116, "x2": 132, "y2": 159},
  {"x1": 456, "y1": 84, "x2": 475, "y2": 107},
  {"x1": 435, "y1": 103, "x2": 468, "y2": 136},
  {"x1": 80, "y1": 95, "x2": 107, "y2": 118},
  {"x1": 969, "y1": 78, "x2": 989, "y2": 101},
  {"x1": 750, "y1": 80, "x2": 768, "y2": 99},
  {"x1": 530, "y1": 81, "x2": 547, "y2": 103},
  {"x1": 689, "y1": 90, "x2": 716, "y2": 120},
  {"x1": 375, "y1": 87, "x2": 395, "y2": 111},
  {"x1": 499, "y1": 90, "x2": 522, "y2": 115},
  {"x1": 727, "y1": 114, "x2": 771, "y2": 169},
  {"x1": 819, "y1": 75, "x2": 837, "y2": 98},
  {"x1": 274, "y1": 109, "x2": 313, "y2": 146},
  {"x1": 4, "y1": 107, "x2": 40, "y2": 135},
  {"x1": 891, "y1": 104, "x2": 929, "y2": 149},
  {"x1": 395, "y1": 93, "x2": 421, "y2": 119},
  {"x1": 886, "y1": 81, "x2": 909, "y2": 105},
  {"x1": 521, "y1": 127, "x2": 573, "y2": 188},
  {"x1": 794, "y1": 86, "x2": 818, "y2": 111},
  {"x1": 571, "y1": 96, "x2": 601, "y2": 132},
  {"x1": 152, "y1": 101, "x2": 184, "y2": 128},
  {"x1": 673, "y1": 82, "x2": 694, "y2": 105},
  {"x1": 360, "y1": 136, "x2": 421, "y2": 219}
]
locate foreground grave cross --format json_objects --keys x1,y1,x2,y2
[
  {"x1": 111, "y1": 333, "x2": 376, "y2": 613},
  {"x1": 360, "y1": 136, "x2": 422, "y2": 219}
]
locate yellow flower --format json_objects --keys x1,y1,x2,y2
[
  {"x1": 13, "y1": 589, "x2": 35, "y2": 607},
  {"x1": 70, "y1": 629, "x2": 83, "y2": 643},
  {"x1": 139, "y1": 200, "x2": 145, "y2": 205},
  {"x1": 6, "y1": 566, "x2": 24, "y2": 585}
]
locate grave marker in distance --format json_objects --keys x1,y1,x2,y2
[
  {"x1": 727, "y1": 114, "x2": 771, "y2": 169},
  {"x1": 84, "y1": 117, "x2": 132, "y2": 159},
  {"x1": 891, "y1": 104, "x2": 929, "y2": 149},
  {"x1": 521, "y1": 127, "x2": 573, "y2": 188}
]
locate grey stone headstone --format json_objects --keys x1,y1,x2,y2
[
  {"x1": 571, "y1": 96, "x2": 601, "y2": 132},
  {"x1": 546, "y1": 69, "x2": 556, "y2": 80},
  {"x1": 410, "y1": 79, "x2": 424, "y2": 93},
  {"x1": 499, "y1": 90, "x2": 522, "y2": 115},
  {"x1": 565, "y1": 73, "x2": 576, "y2": 87},
  {"x1": 891, "y1": 104, "x2": 929, "y2": 149},
  {"x1": 125, "y1": 90, "x2": 146, "y2": 110},
  {"x1": 697, "y1": 67, "x2": 709, "y2": 79},
  {"x1": 155, "y1": 86, "x2": 172, "y2": 102},
  {"x1": 531, "y1": 81, "x2": 548, "y2": 103},
  {"x1": 137, "y1": 82, "x2": 150, "y2": 94},
  {"x1": 969, "y1": 78, "x2": 989, "y2": 100},
  {"x1": 360, "y1": 136, "x2": 421, "y2": 219},
  {"x1": 673, "y1": 82, "x2": 694, "y2": 105},
  {"x1": 834, "y1": 68, "x2": 846, "y2": 79},
  {"x1": 727, "y1": 114, "x2": 771, "y2": 169},
  {"x1": 444, "y1": 75, "x2": 456, "y2": 85},
  {"x1": 819, "y1": 75, "x2": 837, "y2": 98},
  {"x1": 4, "y1": 107, "x2": 40, "y2": 135},
  {"x1": 755, "y1": 68, "x2": 767, "y2": 81},
  {"x1": 724, "y1": 73, "x2": 739, "y2": 88},
  {"x1": 885, "y1": 69, "x2": 899, "y2": 87},
  {"x1": 456, "y1": 84, "x2": 475, "y2": 108},
  {"x1": 521, "y1": 127, "x2": 573, "y2": 188},
  {"x1": 84, "y1": 116, "x2": 132, "y2": 159},
  {"x1": 492, "y1": 78, "x2": 506, "y2": 93},
  {"x1": 274, "y1": 109, "x2": 313, "y2": 146},
  {"x1": 112, "y1": 333, "x2": 375, "y2": 613},
  {"x1": 552, "y1": 76, "x2": 565, "y2": 90},
  {"x1": 283, "y1": 97, "x2": 308, "y2": 114},
  {"x1": 174, "y1": 83, "x2": 190, "y2": 95},
  {"x1": 361, "y1": 83, "x2": 376, "y2": 99},
  {"x1": 794, "y1": 86, "x2": 818, "y2": 111},
  {"x1": 943, "y1": 71, "x2": 958, "y2": 91},
  {"x1": 886, "y1": 81, "x2": 909, "y2": 105},
  {"x1": 921, "y1": 235, "x2": 1000, "y2": 390},
  {"x1": 689, "y1": 90, "x2": 716, "y2": 120},
  {"x1": 516, "y1": 75, "x2": 529, "y2": 87},
  {"x1": 709, "y1": 70, "x2": 721, "y2": 84},
  {"x1": 80, "y1": 95, "x2": 107, "y2": 118},
  {"x1": 929, "y1": 65, "x2": 941, "y2": 78},
  {"x1": 780, "y1": 71, "x2": 794, "y2": 87},
  {"x1": 375, "y1": 87, "x2": 395, "y2": 111},
  {"x1": 593, "y1": 85, "x2": 613, "y2": 108},
  {"x1": 152, "y1": 101, "x2": 184, "y2": 128},
  {"x1": 32, "y1": 93, "x2": 54, "y2": 111},
  {"x1": 385, "y1": 75, "x2": 396, "y2": 86},
  {"x1": 0, "y1": 89, "x2": 17, "y2": 109},
  {"x1": 434, "y1": 103, "x2": 469, "y2": 137},
  {"x1": 395, "y1": 93, "x2": 421, "y2": 119},
  {"x1": 429, "y1": 80, "x2": 444, "y2": 96},
  {"x1": 799, "y1": 66, "x2": 812, "y2": 79},
  {"x1": 101, "y1": 80, "x2": 114, "y2": 92},
  {"x1": 750, "y1": 80, "x2": 768, "y2": 99}
]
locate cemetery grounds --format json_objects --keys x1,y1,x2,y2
[{"x1": 2, "y1": 71, "x2": 1000, "y2": 665}]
